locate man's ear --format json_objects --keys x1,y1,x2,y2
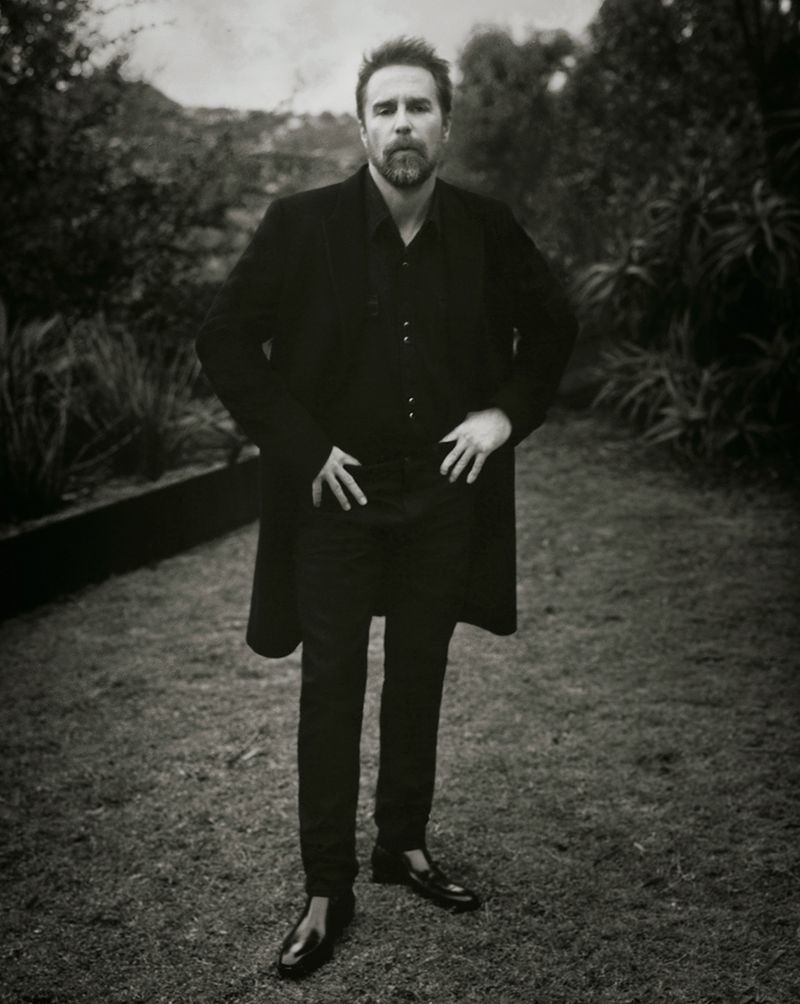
[
  {"x1": 442, "y1": 118, "x2": 451, "y2": 143},
  {"x1": 358, "y1": 119, "x2": 368, "y2": 149}
]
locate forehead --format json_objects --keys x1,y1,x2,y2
[{"x1": 364, "y1": 64, "x2": 439, "y2": 108}]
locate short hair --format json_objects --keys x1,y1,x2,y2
[{"x1": 356, "y1": 36, "x2": 453, "y2": 123}]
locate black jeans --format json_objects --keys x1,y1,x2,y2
[{"x1": 293, "y1": 444, "x2": 476, "y2": 896}]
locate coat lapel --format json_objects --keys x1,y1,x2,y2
[
  {"x1": 438, "y1": 179, "x2": 485, "y2": 363},
  {"x1": 322, "y1": 166, "x2": 370, "y2": 363}
]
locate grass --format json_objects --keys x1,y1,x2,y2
[{"x1": 0, "y1": 411, "x2": 798, "y2": 1003}]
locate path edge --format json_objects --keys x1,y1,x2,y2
[{"x1": 1, "y1": 456, "x2": 260, "y2": 620}]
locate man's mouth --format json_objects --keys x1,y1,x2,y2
[{"x1": 387, "y1": 142, "x2": 425, "y2": 156}]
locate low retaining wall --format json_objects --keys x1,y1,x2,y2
[{"x1": 0, "y1": 456, "x2": 260, "y2": 620}]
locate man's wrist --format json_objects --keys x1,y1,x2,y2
[{"x1": 488, "y1": 407, "x2": 512, "y2": 437}]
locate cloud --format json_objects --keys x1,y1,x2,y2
[{"x1": 106, "y1": 0, "x2": 599, "y2": 112}]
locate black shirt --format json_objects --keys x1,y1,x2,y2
[{"x1": 324, "y1": 171, "x2": 470, "y2": 464}]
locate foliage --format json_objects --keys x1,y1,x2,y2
[
  {"x1": 0, "y1": 302, "x2": 75, "y2": 521},
  {"x1": 564, "y1": 1, "x2": 756, "y2": 224},
  {"x1": 0, "y1": 297, "x2": 242, "y2": 523},
  {"x1": 554, "y1": 0, "x2": 799, "y2": 250},
  {"x1": 451, "y1": 2, "x2": 800, "y2": 266},
  {"x1": 0, "y1": 1, "x2": 233, "y2": 337},
  {"x1": 583, "y1": 172, "x2": 800, "y2": 463},
  {"x1": 447, "y1": 28, "x2": 579, "y2": 266},
  {"x1": 704, "y1": 178, "x2": 800, "y2": 290},
  {"x1": 538, "y1": 1, "x2": 800, "y2": 466},
  {"x1": 594, "y1": 329, "x2": 797, "y2": 462},
  {"x1": 448, "y1": 28, "x2": 573, "y2": 201},
  {"x1": 73, "y1": 317, "x2": 233, "y2": 481}
]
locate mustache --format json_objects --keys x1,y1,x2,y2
[{"x1": 385, "y1": 139, "x2": 427, "y2": 156}]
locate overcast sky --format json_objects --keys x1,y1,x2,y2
[{"x1": 102, "y1": 0, "x2": 601, "y2": 113}]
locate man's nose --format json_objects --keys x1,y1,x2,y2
[{"x1": 394, "y1": 106, "x2": 411, "y2": 132}]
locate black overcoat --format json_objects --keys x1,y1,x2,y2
[{"x1": 196, "y1": 166, "x2": 577, "y2": 658}]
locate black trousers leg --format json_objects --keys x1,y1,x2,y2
[
  {"x1": 294, "y1": 511, "x2": 381, "y2": 896},
  {"x1": 374, "y1": 480, "x2": 474, "y2": 851}
]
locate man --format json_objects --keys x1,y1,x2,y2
[{"x1": 196, "y1": 36, "x2": 577, "y2": 978}]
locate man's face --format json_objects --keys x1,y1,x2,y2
[{"x1": 360, "y1": 64, "x2": 450, "y2": 190}]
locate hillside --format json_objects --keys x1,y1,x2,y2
[{"x1": 113, "y1": 81, "x2": 364, "y2": 277}]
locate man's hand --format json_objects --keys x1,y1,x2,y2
[
  {"x1": 312, "y1": 447, "x2": 367, "y2": 510},
  {"x1": 439, "y1": 408, "x2": 512, "y2": 484}
]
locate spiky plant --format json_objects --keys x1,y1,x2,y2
[{"x1": 0, "y1": 302, "x2": 75, "y2": 521}]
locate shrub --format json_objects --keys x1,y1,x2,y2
[
  {"x1": 0, "y1": 304, "x2": 244, "y2": 525},
  {"x1": 582, "y1": 169, "x2": 800, "y2": 466},
  {"x1": 74, "y1": 317, "x2": 229, "y2": 481},
  {"x1": 0, "y1": 303, "x2": 74, "y2": 521},
  {"x1": 594, "y1": 327, "x2": 771, "y2": 461}
]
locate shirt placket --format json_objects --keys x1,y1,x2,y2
[{"x1": 397, "y1": 241, "x2": 419, "y2": 439}]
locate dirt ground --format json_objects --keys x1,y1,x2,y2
[{"x1": 1, "y1": 411, "x2": 798, "y2": 1004}]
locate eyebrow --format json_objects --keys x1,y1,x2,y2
[{"x1": 371, "y1": 97, "x2": 433, "y2": 112}]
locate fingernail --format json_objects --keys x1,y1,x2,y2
[{"x1": 359, "y1": 498, "x2": 367, "y2": 505}]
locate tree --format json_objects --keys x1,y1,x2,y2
[
  {"x1": 732, "y1": 0, "x2": 800, "y2": 188},
  {"x1": 446, "y1": 28, "x2": 577, "y2": 263},
  {"x1": 573, "y1": 1, "x2": 800, "y2": 463},
  {"x1": 449, "y1": 28, "x2": 573, "y2": 201},
  {"x1": 0, "y1": 0, "x2": 232, "y2": 336},
  {"x1": 559, "y1": 0, "x2": 800, "y2": 244}
]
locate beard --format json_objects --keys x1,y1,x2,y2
[{"x1": 371, "y1": 139, "x2": 438, "y2": 189}]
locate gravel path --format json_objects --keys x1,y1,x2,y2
[{"x1": 1, "y1": 413, "x2": 798, "y2": 1003}]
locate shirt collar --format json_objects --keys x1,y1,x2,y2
[{"x1": 365, "y1": 168, "x2": 441, "y2": 240}]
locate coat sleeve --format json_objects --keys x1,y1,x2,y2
[
  {"x1": 195, "y1": 198, "x2": 332, "y2": 485},
  {"x1": 489, "y1": 204, "x2": 579, "y2": 446}
]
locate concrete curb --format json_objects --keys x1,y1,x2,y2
[{"x1": 0, "y1": 456, "x2": 260, "y2": 620}]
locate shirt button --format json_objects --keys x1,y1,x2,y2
[
  {"x1": 403, "y1": 335, "x2": 410, "y2": 344},
  {"x1": 408, "y1": 396, "x2": 415, "y2": 404},
  {"x1": 402, "y1": 320, "x2": 410, "y2": 328},
  {"x1": 402, "y1": 260, "x2": 409, "y2": 268},
  {"x1": 408, "y1": 411, "x2": 415, "y2": 419}
]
